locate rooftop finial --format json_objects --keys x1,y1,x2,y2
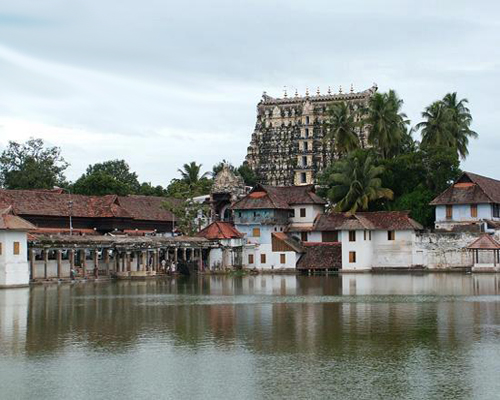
[
  {"x1": 316, "y1": 87, "x2": 320, "y2": 96},
  {"x1": 305, "y1": 87, "x2": 309, "y2": 97},
  {"x1": 283, "y1": 85, "x2": 288, "y2": 98},
  {"x1": 327, "y1": 86, "x2": 331, "y2": 95},
  {"x1": 294, "y1": 89, "x2": 298, "y2": 98},
  {"x1": 339, "y1": 85, "x2": 342, "y2": 94},
  {"x1": 350, "y1": 83, "x2": 354, "y2": 93}
]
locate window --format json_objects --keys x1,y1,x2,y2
[
  {"x1": 446, "y1": 205, "x2": 453, "y2": 220},
  {"x1": 290, "y1": 209, "x2": 295, "y2": 218},
  {"x1": 369, "y1": 231, "x2": 372, "y2": 240},
  {"x1": 13, "y1": 241, "x2": 20, "y2": 255},
  {"x1": 0, "y1": 242, "x2": 2, "y2": 255},
  {"x1": 303, "y1": 142, "x2": 308, "y2": 151},
  {"x1": 253, "y1": 227, "x2": 260, "y2": 237},
  {"x1": 349, "y1": 251, "x2": 356, "y2": 263},
  {"x1": 280, "y1": 254, "x2": 286, "y2": 264},
  {"x1": 253, "y1": 211, "x2": 257, "y2": 217},
  {"x1": 349, "y1": 231, "x2": 356, "y2": 242},
  {"x1": 306, "y1": 116, "x2": 310, "y2": 125},
  {"x1": 238, "y1": 212, "x2": 242, "y2": 218},
  {"x1": 301, "y1": 173, "x2": 307, "y2": 183},
  {"x1": 388, "y1": 230, "x2": 395, "y2": 241},
  {"x1": 305, "y1": 128, "x2": 309, "y2": 137},
  {"x1": 322, "y1": 231, "x2": 338, "y2": 242},
  {"x1": 248, "y1": 254, "x2": 254, "y2": 264},
  {"x1": 301, "y1": 232, "x2": 308, "y2": 242},
  {"x1": 260, "y1": 253, "x2": 266, "y2": 264},
  {"x1": 302, "y1": 156, "x2": 307, "y2": 167},
  {"x1": 364, "y1": 230, "x2": 366, "y2": 240},
  {"x1": 300, "y1": 208, "x2": 306, "y2": 218},
  {"x1": 471, "y1": 204, "x2": 478, "y2": 218},
  {"x1": 494, "y1": 204, "x2": 500, "y2": 218}
]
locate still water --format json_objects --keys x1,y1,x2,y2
[{"x1": 1, "y1": 274, "x2": 500, "y2": 400}]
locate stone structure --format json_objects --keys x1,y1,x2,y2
[
  {"x1": 209, "y1": 165, "x2": 248, "y2": 222},
  {"x1": 246, "y1": 84, "x2": 378, "y2": 186}
]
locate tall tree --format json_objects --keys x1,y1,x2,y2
[
  {"x1": 442, "y1": 92, "x2": 477, "y2": 159},
  {"x1": 418, "y1": 93, "x2": 477, "y2": 159},
  {"x1": 72, "y1": 159, "x2": 141, "y2": 196},
  {"x1": 325, "y1": 102, "x2": 360, "y2": 156},
  {"x1": 0, "y1": 138, "x2": 68, "y2": 189},
  {"x1": 178, "y1": 162, "x2": 209, "y2": 187},
  {"x1": 365, "y1": 90, "x2": 409, "y2": 158},
  {"x1": 321, "y1": 150, "x2": 393, "y2": 214}
]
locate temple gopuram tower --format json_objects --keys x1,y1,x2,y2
[{"x1": 246, "y1": 84, "x2": 377, "y2": 186}]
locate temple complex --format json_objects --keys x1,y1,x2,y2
[{"x1": 246, "y1": 84, "x2": 378, "y2": 186}]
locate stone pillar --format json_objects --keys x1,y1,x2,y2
[
  {"x1": 29, "y1": 249, "x2": 35, "y2": 281},
  {"x1": 93, "y1": 250, "x2": 99, "y2": 278},
  {"x1": 154, "y1": 249, "x2": 160, "y2": 272},
  {"x1": 43, "y1": 249, "x2": 49, "y2": 279},
  {"x1": 136, "y1": 251, "x2": 141, "y2": 271},
  {"x1": 174, "y1": 248, "x2": 178, "y2": 264},
  {"x1": 80, "y1": 249, "x2": 87, "y2": 277},
  {"x1": 69, "y1": 249, "x2": 75, "y2": 272},
  {"x1": 142, "y1": 251, "x2": 147, "y2": 271},
  {"x1": 105, "y1": 250, "x2": 111, "y2": 276},
  {"x1": 183, "y1": 248, "x2": 187, "y2": 261},
  {"x1": 56, "y1": 249, "x2": 62, "y2": 279},
  {"x1": 126, "y1": 252, "x2": 131, "y2": 272},
  {"x1": 198, "y1": 249, "x2": 203, "y2": 272}
]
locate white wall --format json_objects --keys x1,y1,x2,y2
[
  {"x1": 436, "y1": 204, "x2": 493, "y2": 223},
  {"x1": 372, "y1": 230, "x2": 414, "y2": 268},
  {"x1": 0, "y1": 231, "x2": 30, "y2": 287},
  {"x1": 340, "y1": 230, "x2": 373, "y2": 271},
  {"x1": 289, "y1": 204, "x2": 324, "y2": 225}
]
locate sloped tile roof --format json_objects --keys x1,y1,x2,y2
[
  {"x1": 232, "y1": 184, "x2": 326, "y2": 210},
  {"x1": 296, "y1": 243, "x2": 342, "y2": 270},
  {"x1": 313, "y1": 211, "x2": 423, "y2": 231},
  {"x1": 0, "y1": 206, "x2": 37, "y2": 231},
  {"x1": 272, "y1": 232, "x2": 305, "y2": 253},
  {"x1": 467, "y1": 234, "x2": 500, "y2": 249},
  {"x1": 196, "y1": 221, "x2": 243, "y2": 239},
  {"x1": 117, "y1": 195, "x2": 177, "y2": 221},
  {"x1": 430, "y1": 172, "x2": 500, "y2": 205},
  {"x1": 0, "y1": 190, "x2": 176, "y2": 222}
]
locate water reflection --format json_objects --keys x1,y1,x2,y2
[{"x1": 1, "y1": 274, "x2": 500, "y2": 399}]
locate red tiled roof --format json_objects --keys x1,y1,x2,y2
[
  {"x1": 430, "y1": 172, "x2": 500, "y2": 205},
  {"x1": 467, "y1": 234, "x2": 500, "y2": 249},
  {"x1": 271, "y1": 231, "x2": 304, "y2": 253},
  {"x1": 196, "y1": 221, "x2": 243, "y2": 239},
  {"x1": 232, "y1": 184, "x2": 326, "y2": 210},
  {"x1": 117, "y1": 195, "x2": 177, "y2": 221},
  {"x1": 0, "y1": 206, "x2": 36, "y2": 231},
  {"x1": 0, "y1": 190, "x2": 176, "y2": 222},
  {"x1": 313, "y1": 211, "x2": 423, "y2": 231},
  {"x1": 296, "y1": 243, "x2": 342, "y2": 270}
]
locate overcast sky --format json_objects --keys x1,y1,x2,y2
[{"x1": 0, "y1": 0, "x2": 498, "y2": 185}]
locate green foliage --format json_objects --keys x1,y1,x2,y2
[
  {"x1": 324, "y1": 102, "x2": 360, "y2": 155},
  {"x1": 237, "y1": 163, "x2": 259, "y2": 187},
  {"x1": 0, "y1": 138, "x2": 68, "y2": 189},
  {"x1": 137, "y1": 182, "x2": 168, "y2": 197},
  {"x1": 72, "y1": 159, "x2": 141, "y2": 196},
  {"x1": 365, "y1": 90, "x2": 410, "y2": 158},
  {"x1": 321, "y1": 150, "x2": 393, "y2": 214},
  {"x1": 165, "y1": 178, "x2": 212, "y2": 199},
  {"x1": 417, "y1": 92, "x2": 477, "y2": 159},
  {"x1": 163, "y1": 198, "x2": 208, "y2": 236},
  {"x1": 392, "y1": 187, "x2": 436, "y2": 228},
  {"x1": 212, "y1": 159, "x2": 237, "y2": 177},
  {"x1": 178, "y1": 161, "x2": 209, "y2": 186}
]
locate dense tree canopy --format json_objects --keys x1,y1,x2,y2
[
  {"x1": 417, "y1": 92, "x2": 477, "y2": 159},
  {"x1": 72, "y1": 159, "x2": 141, "y2": 196},
  {"x1": 0, "y1": 138, "x2": 68, "y2": 190},
  {"x1": 319, "y1": 150, "x2": 393, "y2": 214},
  {"x1": 365, "y1": 90, "x2": 409, "y2": 158},
  {"x1": 325, "y1": 102, "x2": 360, "y2": 155}
]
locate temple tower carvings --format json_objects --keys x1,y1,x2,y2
[{"x1": 246, "y1": 84, "x2": 377, "y2": 186}]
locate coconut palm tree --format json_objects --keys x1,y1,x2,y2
[
  {"x1": 365, "y1": 90, "x2": 409, "y2": 158},
  {"x1": 416, "y1": 101, "x2": 455, "y2": 148},
  {"x1": 178, "y1": 162, "x2": 209, "y2": 187},
  {"x1": 326, "y1": 152, "x2": 393, "y2": 214},
  {"x1": 442, "y1": 92, "x2": 478, "y2": 159},
  {"x1": 325, "y1": 102, "x2": 360, "y2": 156}
]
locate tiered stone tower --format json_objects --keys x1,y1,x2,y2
[{"x1": 246, "y1": 84, "x2": 377, "y2": 186}]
